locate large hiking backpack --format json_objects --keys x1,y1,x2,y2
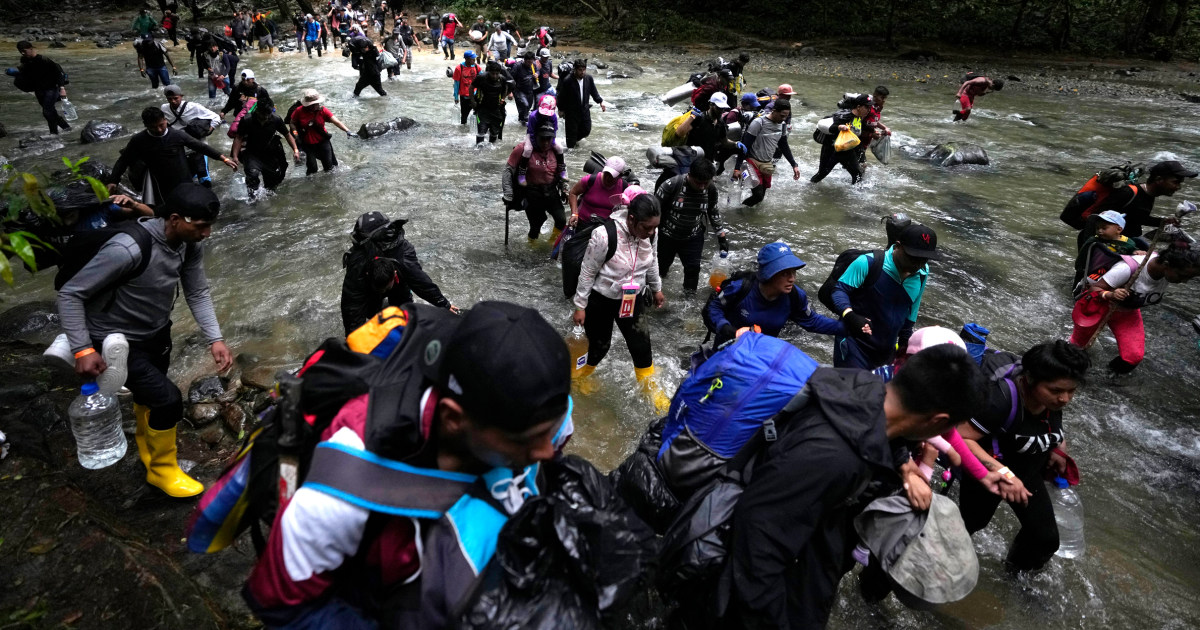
[
  {"x1": 976, "y1": 349, "x2": 1024, "y2": 458},
  {"x1": 186, "y1": 304, "x2": 461, "y2": 554},
  {"x1": 52, "y1": 220, "x2": 161, "y2": 291},
  {"x1": 560, "y1": 219, "x2": 618, "y2": 299},
  {"x1": 816, "y1": 248, "x2": 885, "y2": 314},
  {"x1": 1073, "y1": 240, "x2": 1139, "y2": 298},
  {"x1": 658, "y1": 333, "x2": 819, "y2": 497},
  {"x1": 1059, "y1": 162, "x2": 1143, "y2": 229},
  {"x1": 662, "y1": 111, "x2": 693, "y2": 147}
]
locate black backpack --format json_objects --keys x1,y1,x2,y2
[
  {"x1": 560, "y1": 219, "x2": 618, "y2": 299},
  {"x1": 700, "y1": 270, "x2": 756, "y2": 339},
  {"x1": 816, "y1": 248, "x2": 885, "y2": 314},
  {"x1": 52, "y1": 221, "x2": 155, "y2": 291}
]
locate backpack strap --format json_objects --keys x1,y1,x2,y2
[
  {"x1": 304, "y1": 441, "x2": 476, "y2": 518},
  {"x1": 863, "y1": 249, "x2": 886, "y2": 287},
  {"x1": 603, "y1": 220, "x2": 619, "y2": 263},
  {"x1": 991, "y1": 364, "x2": 1021, "y2": 458}
]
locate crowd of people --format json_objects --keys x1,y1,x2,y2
[{"x1": 6, "y1": 1, "x2": 1200, "y2": 628}]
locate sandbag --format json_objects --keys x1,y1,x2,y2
[
  {"x1": 871, "y1": 135, "x2": 892, "y2": 164},
  {"x1": 457, "y1": 455, "x2": 659, "y2": 630},
  {"x1": 925, "y1": 142, "x2": 989, "y2": 166},
  {"x1": 356, "y1": 117, "x2": 418, "y2": 139},
  {"x1": 79, "y1": 120, "x2": 127, "y2": 144},
  {"x1": 645, "y1": 146, "x2": 705, "y2": 171}
]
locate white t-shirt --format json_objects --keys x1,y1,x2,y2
[{"x1": 1101, "y1": 253, "x2": 1168, "y2": 307}]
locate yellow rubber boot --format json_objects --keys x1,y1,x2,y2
[
  {"x1": 572, "y1": 364, "x2": 600, "y2": 395},
  {"x1": 144, "y1": 424, "x2": 204, "y2": 498},
  {"x1": 634, "y1": 365, "x2": 671, "y2": 415},
  {"x1": 133, "y1": 403, "x2": 151, "y2": 471}
]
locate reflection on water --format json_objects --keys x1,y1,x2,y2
[{"x1": 2, "y1": 43, "x2": 1200, "y2": 630}]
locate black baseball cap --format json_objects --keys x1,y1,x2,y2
[
  {"x1": 162, "y1": 183, "x2": 220, "y2": 221},
  {"x1": 1149, "y1": 160, "x2": 1198, "y2": 180},
  {"x1": 441, "y1": 302, "x2": 570, "y2": 432},
  {"x1": 535, "y1": 122, "x2": 556, "y2": 138},
  {"x1": 898, "y1": 224, "x2": 941, "y2": 260}
]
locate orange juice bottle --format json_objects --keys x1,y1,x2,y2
[
  {"x1": 566, "y1": 325, "x2": 589, "y2": 372},
  {"x1": 708, "y1": 251, "x2": 730, "y2": 292}
]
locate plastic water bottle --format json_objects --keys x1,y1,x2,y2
[
  {"x1": 68, "y1": 382, "x2": 127, "y2": 469},
  {"x1": 708, "y1": 251, "x2": 730, "y2": 292},
  {"x1": 1049, "y1": 476, "x2": 1085, "y2": 559},
  {"x1": 59, "y1": 98, "x2": 78, "y2": 121},
  {"x1": 566, "y1": 325, "x2": 589, "y2": 373}
]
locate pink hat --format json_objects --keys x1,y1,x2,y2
[
  {"x1": 619, "y1": 185, "x2": 648, "y2": 206},
  {"x1": 905, "y1": 326, "x2": 966, "y2": 356},
  {"x1": 537, "y1": 94, "x2": 557, "y2": 117},
  {"x1": 602, "y1": 156, "x2": 626, "y2": 178}
]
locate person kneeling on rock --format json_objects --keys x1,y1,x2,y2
[{"x1": 58, "y1": 184, "x2": 233, "y2": 498}]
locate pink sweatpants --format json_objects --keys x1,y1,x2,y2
[{"x1": 1069, "y1": 300, "x2": 1145, "y2": 366}]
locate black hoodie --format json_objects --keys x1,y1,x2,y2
[{"x1": 727, "y1": 368, "x2": 897, "y2": 630}]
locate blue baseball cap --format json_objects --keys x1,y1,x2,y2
[
  {"x1": 740, "y1": 93, "x2": 759, "y2": 108},
  {"x1": 757, "y1": 241, "x2": 806, "y2": 280},
  {"x1": 463, "y1": 50, "x2": 477, "y2": 59}
]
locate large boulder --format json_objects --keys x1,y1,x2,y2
[
  {"x1": 925, "y1": 143, "x2": 990, "y2": 167},
  {"x1": 357, "y1": 117, "x2": 418, "y2": 139},
  {"x1": 80, "y1": 120, "x2": 127, "y2": 144}
]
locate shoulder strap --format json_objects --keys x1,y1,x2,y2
[
  {"x1": 603, "y1": 220, "x2": 618, "y2": 263},
  {"x1": 580, "y1": 173, "x2": 595, "y2": 197},
  {"x1": 861, "y1": 249, "x2": 886, "y2": 288},
  {"x1": 305, "y1": 442, "x2": 475, "y2": 518}
]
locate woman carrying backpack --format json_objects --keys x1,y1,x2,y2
[{"x1": 570, "y1": 188, "x2": 670, "y2": 413}]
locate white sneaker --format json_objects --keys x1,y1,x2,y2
[
  {"x1": 96, "y1": 333, "x2": 130, "y2": 395},
  {"x1": 43, "y1": 334, "x2": 74, "y2": 367}
]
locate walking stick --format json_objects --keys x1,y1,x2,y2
[
  {"x1": 1084, "y1": 201, "x2": 1197, "y2": 348},
  {"x1": 504, "y1": 201, "x2": 510, "y2": 250}
]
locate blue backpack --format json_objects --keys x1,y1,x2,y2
[{"x1": 657, "y1": 333, "x2": 818, "y2": 497}]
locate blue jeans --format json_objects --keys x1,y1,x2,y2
[
  {"x1": 146, "y1": 65, "x2": 171, "y2": 89},
  {"x1": 208, "y1": 80, "x2": 231, "y2": 99},
  {"x1": 442, "y1": 36, "x2": 455, "y2": 57}
]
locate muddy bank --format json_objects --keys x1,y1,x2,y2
[{"x1": 0, "y1": 301, "x2": 284, "y2": 630}]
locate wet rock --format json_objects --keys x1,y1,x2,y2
[
  {"x1": 198, "y1": 423, "x2": 226, "y2": 446},
  {"x1": 221, "y1": 403, "x2": 246, "y2": 437},
  {"x1": 1006, "y1": 74, "x2": 1022, "y2": 82},
  {"x1": 357, "y1": 117, "x2": 418, "y2": 139},
  {"x1": 95, "y1": 39, "x2": 116, "y2": 48},
  {"x1": 897, "y1": 49, "x2": 941, "y2": 61},
  {"x1": 18, "y1": 134, "x2": 58, "y2": 149},
  {"x1": 188, "y1": 375, "x2": 228, "y2": 404},
  {"x1": 79, "y1": 120, "x2": 126, "y2": 144},
  {"x1": 1179, "y1": 93, "x2": 1200, "y2": 103},
  {"x1": 607, "y1": 71, "x2": 631, "y2": 80},
  {"x1": 49, "y1": 40, "x2": 67, "y2": 49},
  {"x1": 594, "y1": 60, "x2": 608, "y2": 69},
  {"x1": 218, "y1": 378, "x2": 242, "y2": 403},
  {"x1": 925, "y1": 143, "x2": 990, "y2": 167},
  {"x1": 1114, "y1": 69, "x2": 1135, "y2": 77},
  {"x1": 187, "y1": 403, "x2": 221, "y2": 427},
  {"x1": 0, "y1": 121, "x2": 6, "y2": 138},
  {"x1": 0, "y1": 301, "x2": 60, "y2": 343}
]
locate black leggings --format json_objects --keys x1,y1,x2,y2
[
  {"x1": 94, "y1": 325, "x2": 180, "y2": 431},
  {"x1": 584, "y1": 290, "x2": 653, "y2": 369},
  {"x1": 959, "y1": 453, "x2": 1060, "y2": 571},
  {"x1": 302, "y1": 138, "x2": 337, "y2": 174},
  {"x1": 476, "y1": 110, "x2": 504, "y2": 144},
  {"x1": 243, "y1": 150, "x2": 287, "y2": 191},
  {"x1": 657, "y1": 232, "x2": 704, "y2": 291},
  {"x1": 354, "y1": 73, "x2": 386, "y2": 96},
  {"x1": 810, "y1": 142, "x2": 861, "y2": 184},
  {"x1": 523, "y1": 188, "x2": 566, "y2": 238},
  {"x1": 459, "y1": 96, "x2": 475, "y2": 125}
]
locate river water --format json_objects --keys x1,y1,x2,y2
[{"x1": 2, "y1": 42, "x2": 1199, "y2": 629}]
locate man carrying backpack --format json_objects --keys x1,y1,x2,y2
[
  {"x1": 244, "y1": 301, "x2": 571, "y2": 628},
  {"x1": 654, "y1": 158, "x2": 727, "y2": 292},
  {"x1": 957, "y1": 341, "x2": 1090, "y2": 571},
  {"x1": 1071, "y1": 160, "x2": 1195, "y2": 249},
  {"x1": 720, "y1": 345, "x2": 984, "y2": 629},
  {"x1": 58, "y1": 184, "x2": 232, "y2": 498},
  {"x1": 161, "y1": 84, "x2": 222, "y2": 187},
  {"x1": 829, "y1": 224, "x2": 938, "y2": 370},
  {"x1": 106, "y1": 107, "x2": 237, "y2": 204},
  {"x1": 340, "y1": 211, "x2": 459, "y2": 335},
  {"x1": 7, "y1": 40, "x2": 71, "y2": 135}
]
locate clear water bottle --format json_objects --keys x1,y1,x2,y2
[
  {"x1": 708, "y1": 251, "x2": 730, "y2": 292},
  {"x1": 68, "y1": 382, "x2": 127, "y2": 469},
  {"x1": 1049, "y1": 475, "x2": 1085, "y2": 559},
  {"x1": 566, "y1": 325, "x2": 589, "y2": 373},
  {"x1": 59, "y1": 98, "x2": 78, "y2": 121}
]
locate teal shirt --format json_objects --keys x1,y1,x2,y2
[{"x1": 836, "y1": 247, "x2": 927, "y2": 322}]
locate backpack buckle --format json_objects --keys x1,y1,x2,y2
[{"x1": 763, "y1": 418, "x2": 777, "y2": 442}]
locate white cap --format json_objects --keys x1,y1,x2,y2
[
  {"x1": 241, "y1": 68, "x2": 255, "y2": 80},
  {"x1": 905, "y1": 327, "x2": 966, "y2": 355},
  {"x1": 709, "y1": 92, "x2": 730, "y2": 109}
]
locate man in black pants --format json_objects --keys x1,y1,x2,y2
[
  {"x1": 340, "y1": 211, "x2": 460, "y2": 334},
  {"x1": 556, "y1": 59, "x2": 606, "y2": 149},
  {"x1": 471, "y1": 61, "x2": 510, "y2": 144},
  {"x1": 957, "y1": 340, "x2": 1090, "y2": 571},
  {"x1": 811, "y1": 93, "x2": 871, "y2": 185},
  {"x1": 654, "y1": 159, "x2": 727, "y2": 292},
  {"x1": 107, "y1": 107, "x2": 237, "y2": 204},
  {"x1": 353, "y1": 41, "x2": 387, "y2": 97},
  {"x1": 7, "y1": 41, "x2": 71, "y2": 134},
  {"x1": 59, "y1": 184, "x2": 233, "y2": 498},
  {"x1": 231, "y1": 104, "x2": 300, "y2": 200}
]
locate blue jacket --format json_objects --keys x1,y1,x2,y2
[
  {"x1": 830, "y1": 247, "x2": 926, "y2": 355},
  {"x1": 305, "y1": 20, "x2": 321, "y2": 41},
  {"x1": 707, "y1": 279, "x2": 843, "y2": 346}
]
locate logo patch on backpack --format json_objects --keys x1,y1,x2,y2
[{"x1": 424, "y1": 339, "x2": 441, "y2": 366}]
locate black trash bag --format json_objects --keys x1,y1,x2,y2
[
  {"x1": 456, "y1": 454, "x2": 659, "y2": 630},
  {"x1": 79, "y1": 120, "x2": 127, "y2": 144},
  {"x1": 356, "y1": 117, "x2": 418, "y2": 139},
  {"x1": 609, "y1": 417, "x2": 681, "y2": 535}
]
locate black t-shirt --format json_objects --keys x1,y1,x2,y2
[
  {"x1": 237, "y1": 114, "x2": 288, "y2": 157},
  {"x1": 1097, "y1": 184, "x2": 1158, "y2": 238},
  {"x1": 500, "y1": 22, "x2": 518, "y2": 35},
  {"x1": 968, "y1": 376, "x2": 1063, "y2": 462},
  {"x1": 139, "y1": 40, "x2": 167, "y2": 67}
]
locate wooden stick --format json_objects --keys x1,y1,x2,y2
[{"x1": 1083, "y1": 226, "x2": 1168, "y2": 349}]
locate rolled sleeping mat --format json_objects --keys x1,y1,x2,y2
[
  {"x1": 645, "y1": 146, "x2": 705, "y2": 169},
  {"x1": 582, "y1": 150, "x2": 608, "y2": 175},
  {"x1": 725, "y1": 121, "x2": 741, "y2": 141},
  {"x1": 661, "y1": 82, "x2": 696, "y2": 107}
]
